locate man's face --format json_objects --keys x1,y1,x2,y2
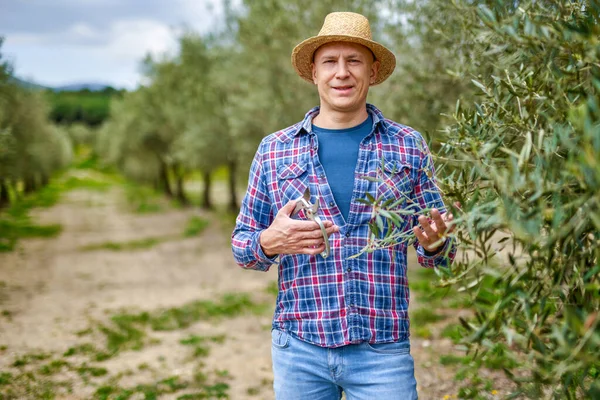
[{"x1": 311, "y1": 42, "x2": 380, "y2": 114}]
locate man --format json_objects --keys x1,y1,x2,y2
[{"x1": 232, "y1": 11, "x2": 456, "y2": 400}]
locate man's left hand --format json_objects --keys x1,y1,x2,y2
[{"x1": 413, "y1": 208, "x2": 455, "y2": 253}]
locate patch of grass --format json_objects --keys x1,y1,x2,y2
[
  {"x1": 94, "y1": 294, "x2": 263, "y2": 359},
  {"x1": 0, "y1": 175, "x2": 77, "y2": 252},
  {"x1": 99, "y1": 313, "x2": 148, "y2": 354},
  {"x1": 73, "y1": 154, "x2": 99, "y2": 170},
  {"x1": 38, "y1": 360, "x2": 71, "y2": 375},
  {"x1": 12, "y1": 352, "x2": 52, "y2": 367},
  {"x1": 75, "y1": 327, "x2": 94, "y2": 337},
  {"x1": 179, "y1": 335, "x2": 226, "y2": 346},
  {"x1": 62, "y1": 343, "x2": 100, "y2": 358},
  {"x1": 0, "y1": 370, "x2": 69, "y2": 399},
  {"x1": 95, "y1": 376, "x2": 190, "y2": 400},
  {"x1": 7, "y1": 183, "x2": 62, "y2": 217},
  {"x1": 0, "y1": 372, "x2": 12, "y2": 386},
  {"x1": 77, "y1": 364, "x2": 108, "y2": 378},
  {"x1": 176, "y1": 383, "x2": 230, "y2": 399},
  {"x1": 80, "y1": 236, "x2": 172, "y2": 252},
  {"x1": 183, "y1": 216, "x2": 210, "y2": 237},
  {"x1": 124, "y1": 182, "x2": 164, "y2": 214},
  {"x1": 440, "y1": 323, "x2": 464, "y2": 344},
  {"x1": 193, "y1": 346, "x2": 210, "y2": 357},
  {"x1": 247, "y1": 386, "x2": 261, "y2": 395},
  {"x1": 61, "y1": 175, "x2": 112, "y2": 192},
  {"x1": 0, "y1": 218, "x2": 62, "y2": 252},
  {"x1": 409, "y1": 307, "x2": 446, "y2": 326},
  {"x1": 439, "y1": 354, "x2": 470, "y2": 366},
  {"x1": 138, "y1": 363, "x2": 151, "y2": 371},
  {"x1": 147, "y1": 293, "x2": 266, "y2": 331},
  {"x1": 265, "y1": 281, "x2": 278, "y2": 297},
  {"x1": 95, "y1": 385, "x2": 134, "y2": 399},
  {"x1": 412, "y1": 325, "x2": 433, "y2": 339}
]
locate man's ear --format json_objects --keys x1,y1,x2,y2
[
  {"x1": 312, "y1": 63, "x2": 318, "y2": 85},
  {"x1": 370, "y1": 60, "x2": 381, "y2": 85}
]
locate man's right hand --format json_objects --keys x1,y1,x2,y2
[{"x1": 259, "y1": 200, "x2": 340, "y2": 257}]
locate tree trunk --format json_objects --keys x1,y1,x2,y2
[
  {"x1": 40, "y1": 174, "x2": 49, "y2": 187},
  {"x1": 227, "y1": 159, "x2": 238, "y2": 212},
  {"x1": 159, "y1": 160, "x2": 172, "y2": 197},
  {"x1": 24, "y1": 176, "x2": 36, "y2": 193},
  {"x1": 174, "y1": 165, "x2": 188, "y2": 206},
  {"x1": 0, "y1": 179, "x2": 9, "y2": 208},
  {"x1": 202, "y1": 170, "x2": 213, "y2": 210}
]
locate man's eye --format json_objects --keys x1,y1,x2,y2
[{"x1": 324, "y1": 60, "x2": 335, "y2": 64}]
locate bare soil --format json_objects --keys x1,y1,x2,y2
[{"x1": 0, "y1": 183, "x2": 509, "y2": 399}]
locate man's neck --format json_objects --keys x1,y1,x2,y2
[{"x1": 313, "y1": 105, "x2": 369, "y2": 130}]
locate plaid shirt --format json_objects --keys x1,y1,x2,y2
[{"x1": 232, "y1": 104, "x2": 455, "y2": 348}]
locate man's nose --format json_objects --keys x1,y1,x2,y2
[{"x1": 335, "y1": 61, "x2": 350, "y2": 78}]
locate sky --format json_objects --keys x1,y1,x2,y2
[{"x1": 0, "y1": 0, "x2": 228, "y2": 89}]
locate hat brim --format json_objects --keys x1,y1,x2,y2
[{"x1": 291, "y1": 35, "x2": 396, "y2": 85}]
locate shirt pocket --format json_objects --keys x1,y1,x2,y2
[
  {"x1": 277, "y1": 161, "x2": 310, "y2": 208},
  {"x1": 377, "y1": 159, "x2": 413, "y2": 208}
]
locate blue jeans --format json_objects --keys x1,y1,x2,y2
[{"x1": 271, "y1": 329, "x2": 418, "y2": 400}]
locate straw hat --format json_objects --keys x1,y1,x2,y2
[{"x1": 291, "y1": 12, "x2": 396, "y2": 85}]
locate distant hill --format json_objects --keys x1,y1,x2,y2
[
  {"x1": 11, "y1": 76, "x2": 118, "y2": 92},
  {"x1": 9, "y1": 76, "x2": 50, "y2": 91}
]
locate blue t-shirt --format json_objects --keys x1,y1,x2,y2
[{"x1": 313, "y1": 115, "x2": 373, "y2": 221}]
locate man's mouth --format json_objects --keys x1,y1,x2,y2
[{"x1": 333, "y1": 86, "x2": 354, "y2": 93}]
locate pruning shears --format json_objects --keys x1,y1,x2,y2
[{"x1": 291, "y1": 187, "x2": 330, "y2": 259}]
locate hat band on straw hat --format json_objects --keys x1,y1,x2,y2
[{"x1": 291, "y1": 12, "x2": 396, "y2": 85}]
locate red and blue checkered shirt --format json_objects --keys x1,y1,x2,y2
[{"x1": 232, "y1": 104, "x2": 456, "y2": 348}]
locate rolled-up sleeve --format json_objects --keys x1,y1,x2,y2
[
  {"x1": 231, "y1": 143, "x2": 278, "y2": 271},
  {"x1": 411, "y1": 139, "x2": 456, "y2": 269}
]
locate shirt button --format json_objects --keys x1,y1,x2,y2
[
  {"x1": 319, "y1": 174, "x2": 325, "y2": 179},
  {"x1": 328, "y1": 201, "x2": 334, "y2": 207},
  {"x1": 347, "y1": 267, "x2": 351, "y2": 272},
  {"x1": 345, "y1": 232, "x2": 350, "y2": 238}
]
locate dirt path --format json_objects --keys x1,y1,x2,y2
[{"x1": 0, "y1": 181, "x2": 497, "y2": 399}]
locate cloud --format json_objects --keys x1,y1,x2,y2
[
  {"x1": 104, "y1": 19, "x2": 177, "y2": 61},
  {"x1": 8, "y1": 18, "x2": 176, "y2": 60},
  {"x1": 1, "y1": 0, "x2": 228, "y2": 88}
]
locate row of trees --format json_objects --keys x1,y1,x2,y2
[
  {"x1": 48, "y1": 87, "x2": 124, "y2": 126},
  {"x1": 0, "y1": 39, "x2": 72, "y2": 207},
  {"x1": 96, "y1": 0, "x2": 471, "y2": 210}
]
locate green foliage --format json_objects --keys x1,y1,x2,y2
[
  {"x1": 412, "y1": 0, "x2": 600, "y2": 398},
  {"x1": 0, "y1": 41, "x2": 73, "y2": 195},
  {"x1": 359, "y1": 0, "x2": 600, "y2": 397},
  {"x1": 47, "y1": 88, "x2": 123, "y2": 127}
]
